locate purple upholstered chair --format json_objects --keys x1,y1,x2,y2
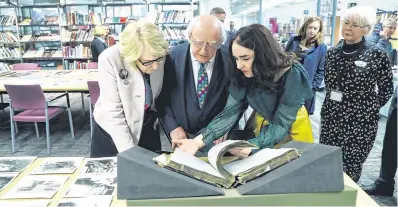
[
  {"x1": 87, "y1": 62, "x2": 98, "y2": 69},
  {"x1": 87, "y1": 81, "x2": 100, "y2": 138},
  {"x1": 4, "y1": 84, "x2": 74, "y2": 154},
  {"x1": 12, "y1": 63, "x2": 39, "y2": 70}
]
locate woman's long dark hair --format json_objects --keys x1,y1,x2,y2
[{"x1": 229, "y1": 24, "x2": 295, "y2": 92}]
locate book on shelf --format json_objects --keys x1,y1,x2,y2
[
  {"x1": 161, "y1": 27, "x2": 188, "y2": 41},
  {"x1": 0, "y1": 47, "x2": 20, "y2": 59},
  {"x1": 0, "y1": 15, "x2": 17, "y2": 26},
  {"x1": 62, "y1": 45, "x2": 92, "y2": 59},
  {"x1": 153, "y1": 140, "x2": 301, "y2": 188},
  {"x1": 104, "y1": 17, "x2": 128, "y2": 24},
  {"x1": 0, "y1": 62, "x2": 13, "y2": 77},
  {"x1": 63, "y1": 60, "x2": 91, "y2": 70},
  {"x1": 20, "y1": 34, "x2": 61, "y2": 42},
  {"x1": 0, "y1": 32, "x2": 18, "y2": 43},
  {"x1": 20, "y1": 15, "x2": 58, "y2": 25},
  {"x1": 22, "y1": 49, "x2": 62, "y2": 59},
  {"x1": 61, "y1": 29, "x2": 94, "y2": 42},
  {"x1": 155, "y1": 10, "x2": 191, "y2": 24}
]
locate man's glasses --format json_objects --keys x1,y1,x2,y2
[
  {"x1": 138, "y1": 56, "x2": 166, "y2": 66},
  {"x1": 190, "y1": 38, "x2": 221, "y2": 50},
  {"x1": 341, "y1": 20, "x2": 369, "y2": 29}
]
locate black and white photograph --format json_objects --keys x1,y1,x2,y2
[
  {"x1": 56, "y1": 196, "x2": 113, "y2": 207},
  {"x1": 31, "y1": 157, "x2": 84, "y2": 175},
  {"x1": 65, "y1": 174, "x2": 117, "y2": 197},
  {"x1": 0, "y1": 200, "x2": 50, "y2": 207},
  {"x1": 0, "y1": 157, "x2": 36, "y2": 173},
  {"x1": 81, "y1": 158, "x2": 116, "y2": 174},
  {"x1": 2, "y1": 175, "x2": 69, "y2": 199},
  {"x1": 0, "y1": 174, "x2": 16, "y2": 191}
]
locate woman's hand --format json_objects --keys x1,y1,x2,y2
[
  {"x1": 172, "y1": 138, "x2": 203, "y2": 155},
  {"x1": 228, "y1": 147, "x2": 252, "y2": 158}
]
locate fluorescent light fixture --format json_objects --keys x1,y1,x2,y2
[{"x1": 246, "y1": 1, "x2": 251, "y2": 3}]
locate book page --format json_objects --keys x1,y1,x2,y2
[
  {"x1": 170, "y1": 148, "x2": 225, "y2": 179},
  {"x1": 208, "y1": 140, "x2": 242, "y2": 172},
  {"x1": 223, "y1": 148, "x2": 294, "y2": 176}
]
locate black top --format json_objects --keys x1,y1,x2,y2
[{"x1": 342, "y1": 37, "x2": 365, "y2": 54}]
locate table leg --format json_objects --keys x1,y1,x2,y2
[{"x1": 81, "y1": 93, "x2": 85, "y2": 117}]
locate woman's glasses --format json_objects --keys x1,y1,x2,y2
[
  {"x1": 341, "y1": 20, "x2": 369, "y2": 29},
  {"x1": 138, "y1": 56, "x2": 166, "y2": 66}
]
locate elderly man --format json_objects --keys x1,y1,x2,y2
[
  {"x1": 210, "y1": 7, "x2": 235, "y2": 46},
  {"x1": 158, "y1": 15, "x2": 231, "y2": 150}
]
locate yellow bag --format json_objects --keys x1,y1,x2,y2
[{"x1": 253, "y1": 106, "x2": 314, "y2": 145}]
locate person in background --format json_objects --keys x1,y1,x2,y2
[
  {"x1": 210, "y1": 7, "x2": 235, "y2": 46},
  {"x1": 91, "y1": 20, "x2": 169, "y2": 157},
  {"x1": 363, "y1": 86, "x2": 397, "y2": 197},
  {"x1": 319, "y1": 5, "x2": 393, "y2": 182},
  {"x1": 104, "y1": 25, "x2": 117, "y2": 47},
  {"x1": 172, "y1": 24, "x2": 313, "y2": 156},
  {"x1": 91, "y1": 25, "x2": 108, "y2": 62},
  {"x1": 157, "y1": 15, "x2": 231, "y2": 151},
  {"x1": 285, "y1": 17, "x2": 327, "y2": 115},
  {"x1": 230, "y1": 21, "x2": 236, "y2": 33},
  {"x1": 368, "y1": 18, "x2": 397, "y2": 64}
]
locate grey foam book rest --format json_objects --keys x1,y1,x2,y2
[
  {"x1": 237, "y1": 141, "x2": 344, "y2": 195},
  {"x1": 117, "y1": 146, "x2": 225, "y2": 200}
]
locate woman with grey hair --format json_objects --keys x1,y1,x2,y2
[
  {"x1": 369, "y1": 17, "x2": 397, "y2": 64},
  {"x1": 320, "y1": 5, "x2": 394, "y2": 182}
]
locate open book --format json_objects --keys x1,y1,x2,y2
[{"x1": 153, "y1": 140, "x2": 301, "y2": 188}]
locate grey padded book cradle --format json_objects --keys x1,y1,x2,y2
[{"x1": 117, "y1": 141, "x2": 344, "y2": 200}]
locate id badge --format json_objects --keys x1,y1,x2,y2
[{"x1": 331, "y1": 91, "x2": 343, "y2": 102}]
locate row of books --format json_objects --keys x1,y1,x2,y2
[
  {"x1": 0, "y1": 62, "x2": 11, "y2": 72},
  {"x1": 0, "y1": 47, "x2": 20, "y2": 59},
  {"x1": 22, "y1": 49, "x2": 63, "y2": 59},
  {"x1": 60, "y1": 11, "x2": 103, "y2": 26},
  {"x1": 20, "y1": 34, "x2": 61, "y2": 42},
  {"x1": 104, "y1": 17, "x2": 129, "y2": 24},
  {"x1": 0, "y1": 32, "x2": 18, "y2": 43},
  {"x1": 61, "y1": 29, "x2": 94, "y2": 42},
  {"x1": 62, "y1": 45, "x2": 92, "y2": 59},
  {"x1": 63, "y1": 60, "x2": 93, "y2": 70},
  {"x1": 161, "y1": 28, "x2": 188, "y2": 41},
  {"x1": 19, "y1": 16, "x2": 59, "y2": 25},
  {"x1": 0, "y1": 15, "x2": 18, "y2": 26},
  {"x1": 155, "y1": 11, "x2": 191, "y2": 24}
]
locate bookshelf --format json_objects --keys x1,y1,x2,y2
[{"x1": 0, "y1": 0, "x2": 199, "y2": 69}]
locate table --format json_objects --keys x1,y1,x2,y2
[
  {"x1": 0, "y1": 70, "x2": 98, "y2": 93},
  {"x1": 0, "y1": 158, "x2": 379, "y2": 207}
]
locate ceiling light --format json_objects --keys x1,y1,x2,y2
[{"x1": 246, "y1": 1, "x2": 251, "y2": 4}]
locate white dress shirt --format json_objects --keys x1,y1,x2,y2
[{"x1": 190, "y1": 49, "x2": 216, "y2": 89}]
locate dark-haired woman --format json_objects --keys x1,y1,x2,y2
[
  {"x1": 172, "y1": 24, "x2": 313, "y2": 156},
  {"x1": 285, "y1": 17, "x2": 327, "y2": 115}
]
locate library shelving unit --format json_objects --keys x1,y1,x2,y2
[
  {"x1": 0, "y1": 2, "x2": 20, "y2": 65},
  {"x1": 317, "y1": 0, "x2": 335, "y2": 48},
  {"x1": 147, "y1": 0, "x2": 198, "y2": 48}
]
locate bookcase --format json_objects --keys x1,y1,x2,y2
[{"x1": 0, "y1": 0, "x2": 199, "y2": 70}]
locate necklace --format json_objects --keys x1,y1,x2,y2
[{"x1": 342, "y1": 49, "x2": 358, "y2": 55}]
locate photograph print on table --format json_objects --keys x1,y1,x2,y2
[
  {"x1": 31, "y1": 157, "x2": 84, "y2": 175},
  {"x1": 0, "y1": 157, "x2": 36, "y2": 174},
  {"x1": 56, "y1": 196, "x2": 113, "y2": 207},
  {"x1": 0, "y1": 174, "x2": 16, "y2": 191},
  {"x1": 81, "y1": 157, "x2": 116, "y2": 174},
  {"x1": 64, "y1": 174, "x2": 117, "y2": 197},
  {"x1": 2, "y1": 175, "x2": 69, "y2": 199}
]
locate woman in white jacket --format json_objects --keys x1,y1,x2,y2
[{"x1": 91, "y1": 20, "x2": 169, "y2": 157}]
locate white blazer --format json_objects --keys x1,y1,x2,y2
[{"x1": 93, "y1": 44, "x2": 164, "y2": 153}]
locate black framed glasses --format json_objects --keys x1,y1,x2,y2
[{"x1": 138, "y1": 56, "x2": 166, "y2": 66}]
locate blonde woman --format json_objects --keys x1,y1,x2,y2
[
  {"x1": 91, "y1": 20, "x2": 169, "y2": 157},
  {"x1": 320, "y1": 6, "x2": 393, "y2": 182},
  {"x1": 91, "y1": 25, "x2": 108, "y2": 62},
  {"x1": 285, "y1": 17, "x2": 327, "y2": 115}
]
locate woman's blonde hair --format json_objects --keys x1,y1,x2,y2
[
  {"x1": 93, "y1": 25, "x2": 107, "y2": 37},
  {"x1": 383, "y1": 17, "x2": 397, "y2": 28},
  {"x1": 298, "y1": 16, "x2": 324, "y2": 46},
  {"x1": 119, "y1": 20, "x2": 169, "y2": 67}
]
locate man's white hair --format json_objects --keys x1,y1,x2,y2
[
  {"x1": 186, "y1": 15, "x2": 227, "y2": 44},
  {"x1": 343, "y1": 5, "x2": 377, "y2": 36}
]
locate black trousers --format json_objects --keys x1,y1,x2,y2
[
  {"x1": 90, "y1": 110, "x2": 161, "y2": 158},
  {"x1": 375, "y1": 107, "x2": 397, "y2": 189}
]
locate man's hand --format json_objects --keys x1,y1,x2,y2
[
  {"x1": 170, "y1": 127, "x2": 187, "y2": 149},
  {"x1": 228, "y1": 147, "x2": 252, "y2": 158},
  {"x1": 172, "y1": 138, "x2": 203, "y2": 155},
  {"x1": 214, "y1": 133, "x2": 228, "y2": 145}
]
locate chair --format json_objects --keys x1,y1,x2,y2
[
  {"x1": 87, "y1": 62, "x2": 98, "y2": 69},
  {"x1": 12, "y1": 63, "x2": 39, "y2": 71},
  {"x1": 87, "y1": 81, "x2": 100, "y2": 138},
  {"x1": 4, "y1": 84, "x2": 75, "y2": 154}
]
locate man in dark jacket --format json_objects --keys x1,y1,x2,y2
[
  {"x1": 210, "y1": 7, "x2": 236, "y2": 46},
  {"x1": 364, "y1": 86, "x2": 397, "y2": 197},
  {"x1": 157, "y1": 15, "x2": 231, "y2": 150},
  {"x1": 91, "y1": 26, "x2": 108, "y2": 62}
]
